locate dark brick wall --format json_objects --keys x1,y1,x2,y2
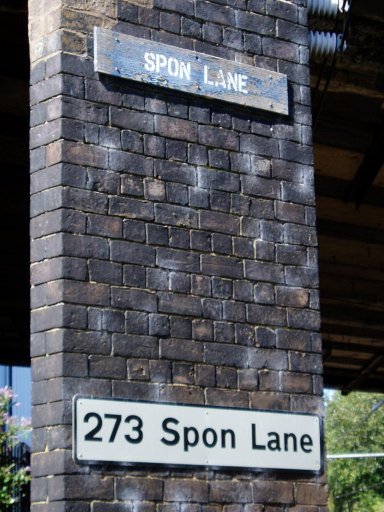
[{"x1": 30, "y1": 0, "x2": 326, "y2": 510}]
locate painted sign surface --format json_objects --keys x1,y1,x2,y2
[
  {"x1": 73, "y1": 397, "x2": 322, "y2": 472},
  {"x1": 94, "y1": 27, "x2": 289, "y2": 115}
]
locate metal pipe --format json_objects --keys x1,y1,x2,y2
[{"x1": 327, "y1": 453, "x2": 384, "y2": 460}]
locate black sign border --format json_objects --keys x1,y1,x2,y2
[{"x1": 73, "y1": 394, "x2": 324, "y2": 475}]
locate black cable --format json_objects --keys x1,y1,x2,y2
[{"x1": 335, "y1": 481, "x2": 384, "y2": 501}]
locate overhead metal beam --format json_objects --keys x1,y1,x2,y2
[
  {"x1": 346, "y1": 120, "x2": 384, "y2": 207},
  {"x1": 341, "y1": 353, "x2": 384, "y2": 394}
]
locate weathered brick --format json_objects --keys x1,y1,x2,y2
[
  {"x1": 89, "y1": 355, "x2": 127, "y2": 379},
  {"x1": 284, "y1": 223, "x2": 318, "y2": 247},
  {"x1": 47, "y1": 140, "x2": 108, "y2": 169},
  {"x1": 155, "y1": 115, "x2": 197, "y2": 142},
  {"x1": 249, "y1": 391, "x2": 290, "y2": 411},
  {"x1": 124, "y1": 310, "x2": 148, "y2": 335},
  {"x1": 276, "y1": 328, "x2": 311, "y2": 352},
  {"x1": 113, "y1": 334, "x2": 158, "y2": 358},
  {"x1": 287, "y1": 308, "x2": 321, "y2": 331},
  {"x1": 155, "y1": 203, "x2": 198, "y2": 228},
  {"x1": 254, "y1": 282, "x2": 274, "y2": 304},
  {"x1": 60, "y1": 279, "x2": 110, "y2": 306},
  {"x1": 205, "y1": 388, "x2": 248, "y2": 408},
  {"x1": 238, "y1": 368, "x2": 258, "y2": 390},
  {"x1": 124, "y1": 264, "x2": 146, "y2": 288},
  {"x1": 123, "y1": 219, "x2": 146, "y2": 242},
  {"x1": 87, "y1": 213, "x2": 122, "y2": 238},
  {"x1": 276, "y1": 244, "x2": 307, "y2": 265},
  {"x1": 159, "y1": 383, "x2": 204, "y2": 404},
  {"x1": 263, "y1": 37, "x2": 300, "y2": 62},
  {"x1": 31, "y1": 257, "x2": 86, "y2": 285},
  {"x1": 164, "y1": 480, "x2": 209, "y2": 502},
  {"x1": 291, "y1": 395, "x2": 324, "y2": 414},
  {"x1": 241, "y1": 175, "x2": 280, "y2": 199},
  {"x1": 146, "y1": 267, "x2": 169, "y2": 290},
  {"x1": 148, "y1": 313, "x2": 169, "y2": 336},
  {"x1": 244, "y1": 261, "x2": 284, "y2": 283},
  {"x1": 233, "y1": 237, "x2": 254, "y2": 259},
  {"x1": 122, "y1": 129, "x2": 144, "y2": 153},
  {"x1": 216, "y1": 366, "x2": 237, "y2": 388},
  {"x1": 289, "y1": 351, "x2": 323, "y2": 374},
  {"x1": 211, "y1": 233, "x2": 232, "y2": 255},
  {"x1": 115, "y1": 478, "x2": 163, "y2": 501},
  {"x1": 200, "y1": 210, "x2": 240, "y2": 235},
  {"x1": 195, "y1": 364, "x2": 216, "y2": 387},
  {"x1": 112, "y1": 287, "x2": 157, "y2": 312},
  {"x1": 276, "y1": 286, "x2": 309, "y2": 308},
  {"x1": 169, "y1": 227, "x2": 190, "y2": 248},
  {"x1": 169, "y1": 271, "x2": 190, "y2": 292},
  {"x1": 110, "y1": 107, "x2": 153, "y2": 132},
  {"x1": 240, "y1": 217, "x2": 260, "y2": 239},
  {"x1": 109, "y1": 196, "x2": 154, "y2": 220},
  {"x1": 160, "y1": 338, "x2": 203, "y2": 362},
  {"x1": 277, "y1": 18, "x2": 309, "y2": 44},
  {"x1": 198, "y1": 167, "x2": 239, "y2": 192},
  {"x1": 285, "y1": 266, "x2": 319, "y2": 288},
  {"x1": 259, "y1": 369, "x2": 280, "y2": 391},
  {"x1": 156, "y1": 248, "x2": 200, "y2": 272},
  {"x1": 31, "y1": 118, "x2": 83, "y2": 149},
  {"x1": 31, "y1": 303, "x2": 87, "y2": 333},
  {"x1": 111, "y1": 240, "x2": 156, "y2": 266},
  {"x1": 295, "y1": 483, "x2": 328, "y2": 506},
  {"x1": 252, "y1": 481, "x2": 294, "y2": 504},
  {"x1": 172, "y1": 362, "x2": 194, "y2": 385},
  {"x1": 201, "y1": 254, "x2": 243, "y2": 279},
  {"x1": 234, "y1": 324, "x2": 255, "y2": 348},
  {"x1": 247, "y1": 304, "x2": 286, "y2": 327},
  {"x1": 120, "y1": 174, "x2": 144, "y2": 196},
  {"x1": 222, "y1": 301, "x2": 245, "y2": 323},
  {"x1": 281, "y1": 371, "x2": 312, "y2": 393},
  {"x1": 144, "y1": 178, "x2": 166, "y2": 202},
  {"x1": 208, "y1": 148, "x2": 230, "y2": 169},
  {"x1": 158, "y1": 291, "x2": 201, "y2": 316},
  {"x1": 209, "y1": 481, "x2": 252, "y2": 503},
  {"x1": 198, "y1": 125, "x2": 239, "y2": 150},
  {"x1": 45, "y1": 329, "x2": 111, "y2": 355},
  {"x1": 109, "y1": 150, "x2": 153, "y2": 176},
  {"x1": 145, "y1": 225, "x2": 166, "y2": 247},
  {"x1": 210, "y1": 190, "x2": 231, "y2": 211},
  {"x1": 204, "y1": 342, "x2": 248, "y2": 367},
  {"x1": 154, "y1": 159, "x2": 196, "y2": 187}
]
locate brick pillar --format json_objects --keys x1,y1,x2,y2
[{"x1": 30, "y1": 0, "x2": 327, "y2": 510}]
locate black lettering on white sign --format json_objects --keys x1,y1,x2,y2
[{"x1": 73, "y1": 397, "x2": 322, "y2": 472}]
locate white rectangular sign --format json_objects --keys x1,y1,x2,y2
[{"x1": 73, "y1": 396, "x2": 322, "y2": 472}]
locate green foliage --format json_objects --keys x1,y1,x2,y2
[
  {"x1": 0, "y1": 387, "x2": 31, "y2": 506},
  {"x1": 326, "y1": 392, "x2": 384, "y2": 512}
]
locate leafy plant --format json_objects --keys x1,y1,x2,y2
[
  {"x1": 326, "y1": 392, "x2": 384, "y2": 512},
  {"x1": 0, "y1": 386, "x2": 31, "y2": 507}
]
